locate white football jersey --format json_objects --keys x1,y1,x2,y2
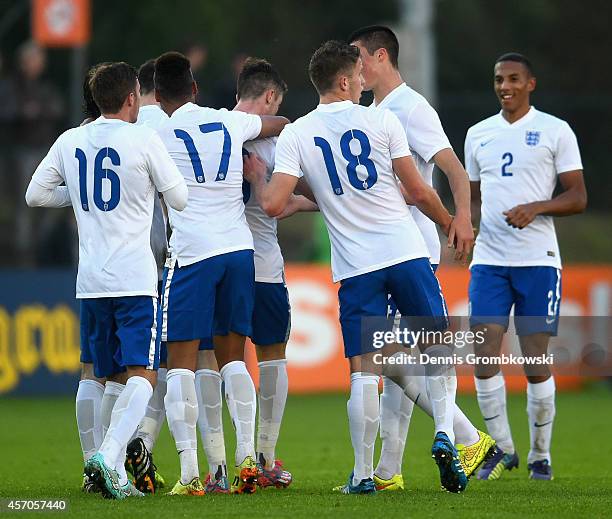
[
  {"x1": 373, "y1": 83, "x2": 451, "y2": 264},
  {"x1": 274, "y1": 100, "x2": 428, "y2": 282},
  {"x1": 30, "y1": 116, "x2": 185, "y2": 298},
  {"x1": 244, "y1": 137, "x2": 284, "y2": 283},
  {"x1": 136, "y1": 104, "x2": 170, "y2": 280},
  {"x1": 465, "y1": 107, "x2": 583, "y2": 269},
  {"x1": 157, "y1": 102, "x2": 262, "y2": 266},
  {"x1": 137, "y1": 104, "x2": 168, "y2": 128}
]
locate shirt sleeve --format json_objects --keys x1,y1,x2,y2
[
  {"x1": 25, "y1": 137, "x2": 72, "y2": 207},
  {"x1": 464, "y1": 129, "x2": 480, "y2": 181},
  {"x1": 29, "y1": 137, "x2": 66, "y2": 190},
  {"x1": 25, "y1": 182, "x2": 71, "y2": 207},
  {"x1": 405, "y1": 101, "x2": 452, "y2": 162},
  {"x1": 273, "y1": 126, "x2": 303, "y2": 178},
  {"x1": 554, "y1": 122, "x2": 583, "y2": 174},
  {"x1": 235, "y1": 111, "x2": 263, "y2": 142},
  {"x1": 145, "y1": 131, "x2": 187, "y2": 193},
  {"x1": 383, "y1": 109, "x2": 412, "y2": 159}
]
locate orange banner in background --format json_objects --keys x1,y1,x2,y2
[
  {"x1": 32, "y1": 0, "x2": 91, "y2": 47},
  {"x1": 245, "y1": 265, "x2": 612, "y2": 393}
]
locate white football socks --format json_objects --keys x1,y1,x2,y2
[
  {"x1": 76, "y1": 379, "x2": 104, "y2": 462},
  {"x1": 348, "y1": 372, "x2": 380, "y2": 486},
  {"x1": 115, "y1": 445, "x2": 129, "y2": 486},
  {"x1": 424, "y1": 345, "x2": 457, "y2": 443},
  {"x1": 382, "y1": 351, "x2": 480, "y2": 455},
  {"x1": 475, "y1": 373, "x2": 515, "y2": 454},
  {"x1": 376, "y1": 376, "x2": 414, "y2": 479},
  {"x1": 257, "y1": 359, "x2": 289, "y2": 469},
  {"x1": 221, "y1": 361, "x2": 257, "y2": 466},
  {"x1": 165, "y1": 368, "x2": 199, "y2": 484},
  {"x1": 100, "y1": 381, "x2": 125, "y2": 439},
  {"x1": 195, "y1": 368, "x2": 227, "y2": 478},
  {"x1": 527, "y1": 377, "x2": 555, "y2": 464},
  {"x1": 99, "y1": 376, "x2": 153, "y2": 471},
  {"x1": 138, "y1": 367, "x2": 167, "y2": 452}
]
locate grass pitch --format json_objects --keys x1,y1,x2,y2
[{"x1": 1, "y1": 384, "x2": 611, "y2": 518}]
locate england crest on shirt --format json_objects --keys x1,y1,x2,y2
[{"x1": 525, "y1": 130, "x2": 540, "y2": 146}]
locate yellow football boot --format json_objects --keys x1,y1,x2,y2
[
  {"x1": 231, "y1": 456, "x2": 258, "y2": 494},
  {"x1": 457, "y1": 430, "x2": 497, "y2": 478},
  {"x1": 373, "y1": 473, "x2": 405, "y2": 491},
  {"x1": 167, "y1": 476, "x2": 205, "y2": 496}
]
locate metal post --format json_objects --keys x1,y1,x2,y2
[
  {"x1": 395, "y1": 0, "x2": 437, "y2": 106},
  {"x1": 70, "y1": 45, "x2": 87, "y2": 125}
]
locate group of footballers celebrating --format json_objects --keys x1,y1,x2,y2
[{"x1": 25, "y1": 24, "x2": 586, "y2": 499}]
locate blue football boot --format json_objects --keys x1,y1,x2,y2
[
  {"x1": 528, "y1": 459, "x2": 553, "y2": 480},
  {"x1": 477, "y1": 448, "x2": 519, "y2": 480},
  {"x1": 332, "y1": 472, "x2": 377, "y2": 495},
  {"x1": 431, "y1": 432, "x2": 468, "y2": 493}
]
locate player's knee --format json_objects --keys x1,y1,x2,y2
[
  {"x1": 80, "y1": 362, "x2": 105, "y2": 384},
  {"x1": 108, "y1": 371, "x2": 128, "y2": 385},
  {"x1": 255, "y1": 343, "x2": 286, "y2": 362}
]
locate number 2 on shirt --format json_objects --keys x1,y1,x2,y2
[
  {"x1": 174, "y1": 123, "x2": 231, "y2": 183},
  {"x1": 314, "y1": 130, "x2": 378, "y2": 195},
  {"x1": 75, "y1": 147, "x2": 121, "y2": 211},
  {"x1": 501, "y1": 152, "x2": 513, "y2": 177}
]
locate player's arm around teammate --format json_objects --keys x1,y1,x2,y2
[
  {"x1": 153, "y1": 52, "x2": 289, "y2": 495},
  {"x1": 230, "y1": 58, "x2": 298, "y2": 488}
]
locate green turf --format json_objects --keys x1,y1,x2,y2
[{"x1": 1, "y1": 384, "x2": 611, "y2": 518}]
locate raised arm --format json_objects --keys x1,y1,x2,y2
[{"x1": 258, "y1": 115, "x2": 290, "y2": 138}]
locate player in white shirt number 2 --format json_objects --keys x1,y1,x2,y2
[{"x1": 466, "y1": 53, "x2": 586, "y2": 482}]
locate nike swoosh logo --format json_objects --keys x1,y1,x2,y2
[
  {"x1": 484, "y1": 415, "x2": 500, "y2": 421},
  {"x1": 480, "y1": 139, "x2": 494, "y2": 147},
  {"x1": 534, "y1": 421, "x2": 553, "y2": 428}
]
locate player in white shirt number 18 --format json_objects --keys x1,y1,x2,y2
[{"x1": 245, "y1": 40, "x2": 468, "y2": 494}]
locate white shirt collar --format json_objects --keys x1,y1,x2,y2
[
  {"x1": 374, "y1": 82, "x2": 408, "y2": 108},
  {"x1": 170, "y1": 101, "x2": 199, "y2": 118},
  {"x1": 315, "y1": 100, "x2": 354, "y2": 112},
  {"x1": 93, "y1": 115, "x2": 128, "y2": 125},
  {"x1": 497, "y1": 106, "x2": 537, "y2": 127}
]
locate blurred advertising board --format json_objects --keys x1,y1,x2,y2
[
  {"x1": 32, "y1": 0, "x2": 91, "y2": 47},
  {"x1": 0, "y1": 266, "x2": 610, "y2": 395}
]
